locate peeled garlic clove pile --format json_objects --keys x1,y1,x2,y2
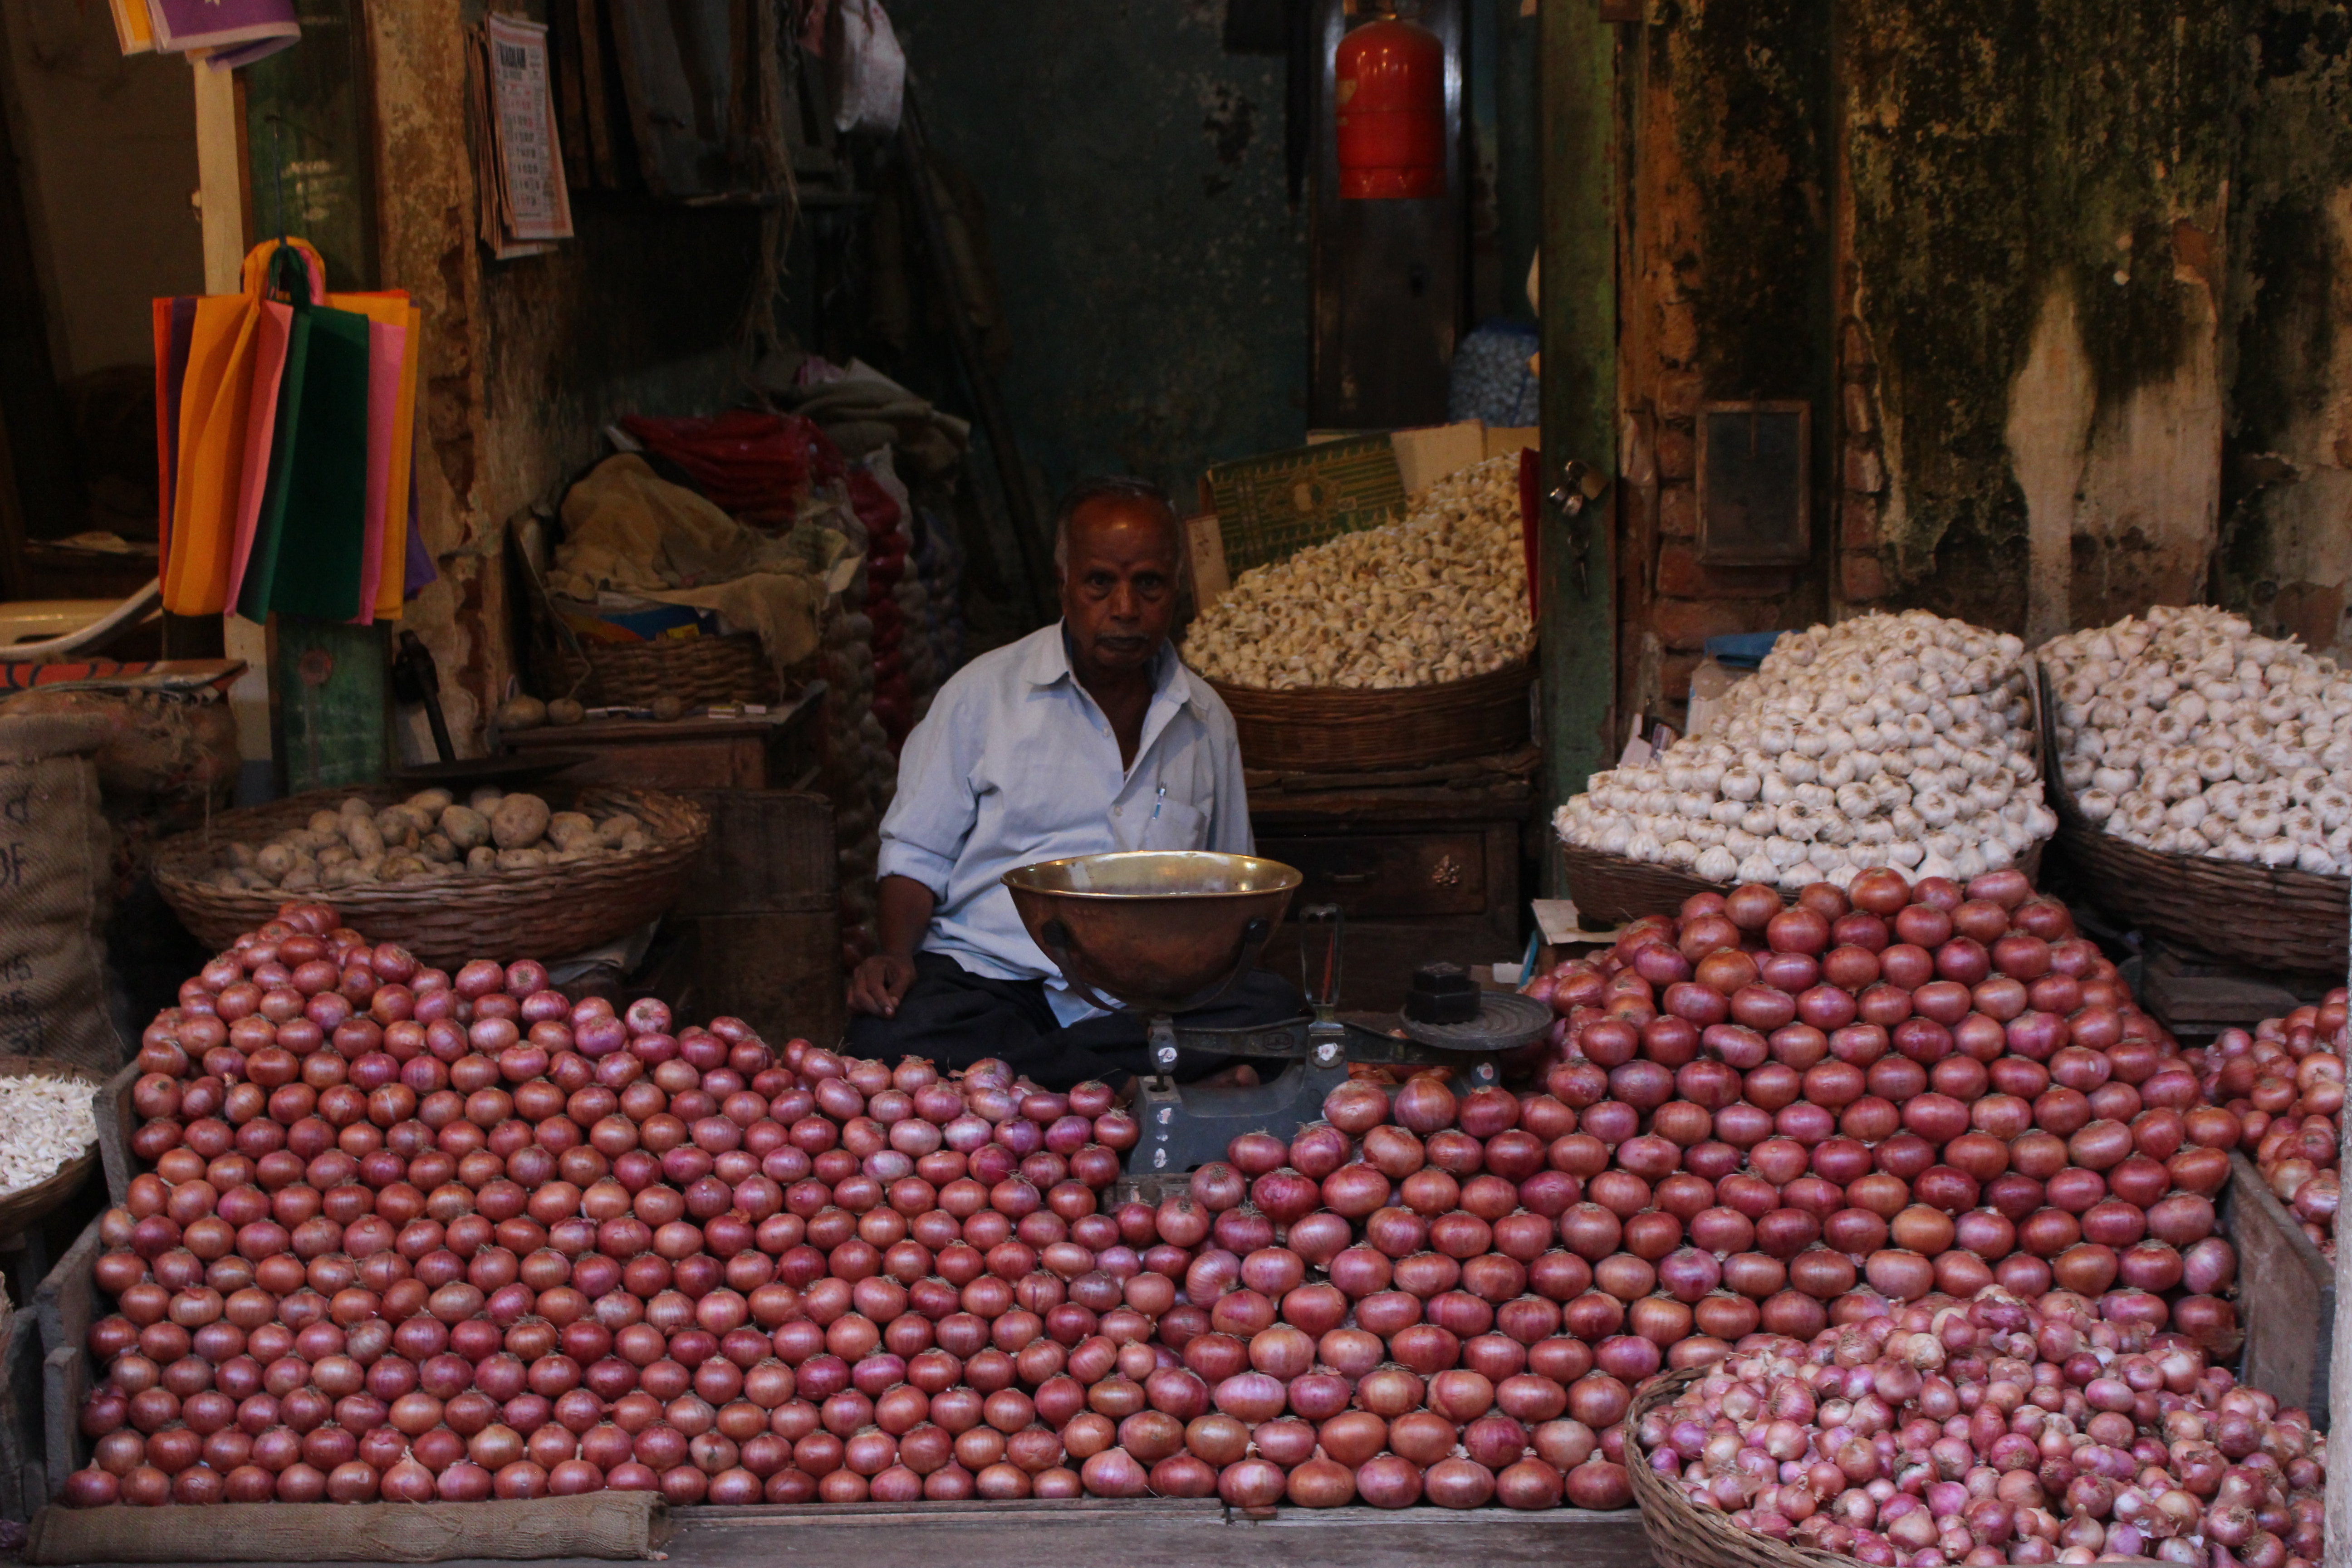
[
  {"x1": 1182, "y1": 455, "x2": 1534, "y2": 691},
  {"x1": 1553, "y1": 609, "x2": 2053, "y2": 891},
  {"x1": 2044, "y1": 604, "x2": 2352, "y2": 876}
]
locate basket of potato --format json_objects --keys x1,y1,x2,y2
[{"x1": 150, "y1": 783, "x2": 710, "y2": 967}]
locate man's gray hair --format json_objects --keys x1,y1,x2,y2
[{"x1": 1053, "y1": 475, "x2": 1184, "y2": 577}]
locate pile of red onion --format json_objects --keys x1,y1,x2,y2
[
  {"x1": 63, "y1": 899, "x2": 1631, "y2": 1514},
  {"x1": 1521, "y1": 867, "x2": 2244, "y2": 1359},
  {"x1": 2199, "y1": 995, "x2": 2344, "y2": 1257},
  {"x1": 1638, "y1": 1287, "x2": 2326, "y2": 1568}
]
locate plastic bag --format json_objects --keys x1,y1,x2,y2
[{"x1": 832, "y1": 0, "x2": 905, "y2": 136}]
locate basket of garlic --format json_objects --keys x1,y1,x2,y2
[
  {"x1": 150, "y1": 783, "x2": 709, "y2": 967},
  {"x1": 1181, "y1": 455, "x2": 1539, "y2": 770},
  {"x1": 2040, "y1": 605, "x2": 2352, "y2": 974},
  {"x1": 0, "y1": 1060, "x2": 103, "y2": 1240},
  {"x1": 1553, "y1": 610, "x2": 2054, "y2": 923}
]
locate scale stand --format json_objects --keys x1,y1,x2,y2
[{"x1": 1123, "y1": 905, "x2": 1552, "y2": 1175}]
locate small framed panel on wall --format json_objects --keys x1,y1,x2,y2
[{"x1": 1696, "y1": 400, "x2": 1810, "y2": 566}]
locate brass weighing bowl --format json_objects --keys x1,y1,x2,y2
[{"x1": 1003, "y1": 851, "x2": 1303, "y2": 1014}]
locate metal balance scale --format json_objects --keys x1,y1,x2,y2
[{"x1": 1001, "y1": 852, "x2": 1553, "y2": 1175}]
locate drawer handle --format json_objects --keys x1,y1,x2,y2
[{"x1": 1328, "y1": 872, "x2": 1373, "y2": 885}]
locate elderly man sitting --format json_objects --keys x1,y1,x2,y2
[{"x1": 844, "y1": 476, "x2": 1302, "y2": 1088}]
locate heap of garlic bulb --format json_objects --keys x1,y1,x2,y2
[
  {"x1": 1554, "y1": 610, "x2": 2054, "y2": 891},
  {"x1": 1182, "y1": 456, "x2": 1534, "y2": 691},
  {"x1": 2043, "y1": 605, "x2": 2352, "y2": 876}
]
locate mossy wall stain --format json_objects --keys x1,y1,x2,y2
[
  {"x1": 1840, "y1": 0, "x2": 2236, "y2": 631},
  {"x1": 2219, "y1": 0, "x2": 2352, "y2": 653}
]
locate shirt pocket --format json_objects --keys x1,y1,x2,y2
[{"x1": 1137, "y1": 797, "x2": 1207, "y2": 852}]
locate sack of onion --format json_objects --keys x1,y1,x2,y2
[
  {"x1": 1556, "y1": 611, "x2": 2055, "y2": 894},
  {"x1": 1631, "y1": 1289, "x2": 2326, "y2": 1567}
]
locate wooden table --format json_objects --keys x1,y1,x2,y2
[
  {"x1": 1249, "y1": 748, "x2": 1539, "y2": 1012},
  {"x1": 500, "y1": 685, "x2": 828, "y2": 791}
]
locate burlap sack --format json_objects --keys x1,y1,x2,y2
[{"x1": 0, "y1": 715, "x2": 121, "y2": 1072}]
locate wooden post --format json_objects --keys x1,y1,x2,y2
[
  {"x1": 1536, "y1": 0, "x2": 1619, "y2": 890},
  {"x1": 193, "y1": 60, "x2": 277, "y2": 796},
  {"x1": 2332, "y1": 931, "x2": 2351, "y2": 1554}
]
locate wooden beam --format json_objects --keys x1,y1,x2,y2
[{"x1": 1536, "y1": 0, "x2": 1620, "y2": 890}]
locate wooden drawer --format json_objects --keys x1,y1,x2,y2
[{"x1": 1255, "y1": 831, "x2": 1489, "y2": 917}]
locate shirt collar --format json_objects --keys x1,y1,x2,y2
[{"x1": 1026, "y1": 622, "x2": 1201, "y2": 711}]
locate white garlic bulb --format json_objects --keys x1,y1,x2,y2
[{"x1": 2044, "y1": 605, "x2": 2352, "y2": 877}]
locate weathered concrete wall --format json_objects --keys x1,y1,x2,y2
[
  {"x1": 365, "y1": 2, "x2": 763, "y2": 747},
  {"x1": 1612, "y1": 0, "x2": 2352, "y2": 732},
  {"x1": 2218, "y1": 0, "x2": 2352, "y2": 657},
  {"x1": 885, "y1": 0, "x2": 1308, "y2": 506},
  {"x1": 1613, "y1": 0, "x2": 1835, "y2": 726},
  {"x1": 1838, "y1": 0, "x2": 2235, "y2": 643}
]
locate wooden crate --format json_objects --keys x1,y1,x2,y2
[
  {"x1": 32, "y1": 1216, "x2": 102, "y2": 1503},
  {"x1": 2225, "y1": 1152, "x2": 2332, "y2": 1427},
  {"x1": 93, "y1": 1063, "x2": 139, "y2": 1208}
]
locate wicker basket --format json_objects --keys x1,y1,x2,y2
[
  {"x1": 556, "y1": 629, "x2": 779, "y2": 708},
  {"x1": 1560, "y1": 840, "x2": 2048, "y2": 928},
  {"x1": 1206, "y1": 658, "x2": 1535, "y2": 772},
  {"x1": 2045, "y1": 771, "x2": 2348, "y2": 975},
  {"x1": 2034, "y1": 663, "x2": 2349, "y2": 975},
  {"x1": 0, "y1": 1058, "x2": 105, "y2": 1240},
  {"x1": 1627, "y1": 1366, "x2": 1852, "y2": 1568},
  {"x1": 149, "y1": 785, "x2": 711, "y2": 967}
]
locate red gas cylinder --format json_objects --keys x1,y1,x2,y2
[{"x1": 1335, "y1": 13, "x2": 1446, "y2": 200}]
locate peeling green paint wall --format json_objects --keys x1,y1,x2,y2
[
  {"x1": 1841, "y1": 0, "x2": 2237, "y2": 630},
  {"x1": 887, "y1": 0, "x2": 1309, "y2": 507},
  {"x1": 2219, "y1": 0, "x2": 2352, "y2": 652}
]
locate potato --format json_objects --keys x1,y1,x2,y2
[
  {"x1": 374, "y1": 808, "x2": 421, "y2": 848},
  {"x1": 226, "y1": 842, "x2": 259, "y2": 870},
  {"x1": 421, "y1": 832, "x2": 456, "y2": 864},
  {"x1": 406, "y1": 788, "x2": 454, "y2": 817},
  {"x1": 490, "y1": 793, "x2": 552, "y2": 850},
  {"x1": 209, "y1": 868, "x2": 243, "y2": 892},
  {"x1": 466, "y1": 846, "x2": 499, "y2": 875},
  {"x1": 469, "y1": 787, "x2": 505, "y2": 812},
  {"x1": 548, "y1": 698, "x2": 584, "y2": 725},
  {"x1": 309, "y1": 810, "x2": 344, "y2": 835},
  {"x1": 652, "y1": 695, "x2": 686, "y2": 722},
  {"x1": 340, "y1": 797, "x2": 374, "y2": 820},
  {"x1": 257, "y1": 843, "x2": 296, "y2": 879},
  {"x1": 496, "y1": 847, "x2": 550, "y2": 871},
  {"x1": 619, "y1": 830, "x2": 649, "y2": 853},
  {"x1": 322, "y1": 862, "x2": 368, "y2": 889},
  {"x1": 498, "y1": 696, "x2": 549, "y2": 731},
  {"x1": 288, "y1": 828, "x2": 343, "y2": 853},
  {"x1": 440, "y1": 806, "x2": 491, "y2": 852},
  {"x1": 344, "y1": 817, "x2": 385, "y2": 859},
  {"x1": 595, "y1": 814, "x2": 641, "y2": 848},
  {"x1": 281, "y1": 865, "x2": 321, "y2": 891},
  {"x1": 317, "y1": 844, "x2": 353, "y2": 869},
  {"x1": 547, "y1": 813, "x2": 599, "y2": 851},
  {"x1": 382, "y1": 855, "x2": 428, "y2": 881}
]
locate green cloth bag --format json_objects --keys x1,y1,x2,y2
[{"x1": 238, "y1": 246, "x2": 373, "y2": 621}]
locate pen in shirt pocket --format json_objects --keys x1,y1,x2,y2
[{"x1": 1149, "y1": 785, "x2": 1166, "y2": 825}]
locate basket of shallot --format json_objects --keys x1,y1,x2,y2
[
  {"x1": 2041, "y1": 606, "x2": 2352, "y2": 975},
  {"x1": 1626, "y1": 1289, "x2": 2328, "y2": 1568},
  {"x1": 0, "y1": 1058, "x2": 103, "y2": 1238},
  {"x1": 1555, "y1": 611, "x2": 2053, "y2": 925}
]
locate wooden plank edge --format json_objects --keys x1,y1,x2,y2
[
  {"x1": 681, "y1": 1499, "x2": 1646, "y2": 1529},
  {"x1": 2228, "y1": 1152, "x2": 2333, "y2": 1284}
]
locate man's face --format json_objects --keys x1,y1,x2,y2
[{"x1": 1061, "y1": 500, "x2": 1180, "y2": 677}]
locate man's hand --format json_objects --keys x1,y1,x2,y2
[{"x1": 848, "y1": 953, "x2": 917, "y2": 1018}]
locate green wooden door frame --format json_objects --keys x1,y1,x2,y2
[{"x1": 1537, "y1": 1, "x2": 1617, "y2": 892}]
